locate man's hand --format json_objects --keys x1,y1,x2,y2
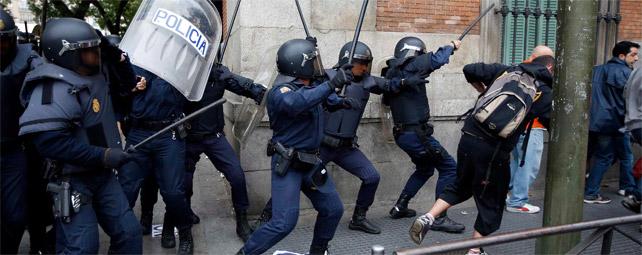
[
  {"x1": 328, "y1": 64, "x2": 354, "y2": 91},
  {"x1": 103, "y1": 148, "x2": 132, "y2": 169},
  {"x1": 451, "y1": 40, "x2": 462, "y2": 50},
  {"x1": 132, "y1": 76, "x2": 147, "y2": 92},
  {"x1": 211, "y1": 65, "x2": 234, "y2": 82},
  {"x1": 402, "y1": 75, "x2": 429, "y2": 90},
  {"x1": 253, "y1": 84, "x2": 267, "y2": 105}
]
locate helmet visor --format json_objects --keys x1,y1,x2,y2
[
  {"x1": 58, "y1": 38, "x2": 101, "y2": 56},
  {"x1": 312, "y1": 48, "x2": 325, "y2": 78},
  {"x1": 399, "y1": 43, "x2": 425, "y2": 59}
]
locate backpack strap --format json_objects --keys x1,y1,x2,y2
[{"x1": 519, "y1": 119, "x2": 535, "y2": 167}]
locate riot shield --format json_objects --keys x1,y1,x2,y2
[
  {"x1": 120, "y1": 0, "x2": 222, "y2": 101},
  {"x1": 376, "y1": 56, "x2": 395, "y2": 143},
  {"x1": 231, "y1": 45, "x2": 279, "y2": 146}
]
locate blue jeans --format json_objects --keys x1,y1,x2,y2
[
  {"x1": 585, "y1": 133, "x2": 636, "y2": 197},
  {"x1": 55, "y1": 171, "x2": 141, "y2": 254},
  {"x1": 242, "y1": 157, "x2": 344, "y2": 255},
  {"x1": 320, "y1": 145, "x2": 380, "y2": 208},
  {"x1": 394, "y1": 132, "x2": 457, "y2": 200},
  {"x1": 1, "y1": 150, "x2": 27, "y2": 254},
  {"x1": 118, "y1": 128, "x2": 192, "y2": 229},
  {"x1": 507, "y1": 129, "x2": 545, "y2": 207}
]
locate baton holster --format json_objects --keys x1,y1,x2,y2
[
  {"x1": 267, "y1": 140, "x2": 294, "y2": 176},
  {"x1": 47, "y1": 179, "x2": 71, "y2": 224}
]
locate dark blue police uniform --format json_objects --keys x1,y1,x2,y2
[
  {"x1": 385, "y1": 45, "x2": 457, "y2": 202},
  {"x1": 19, "y1": 63, "x2": 141, "y2": 254},
  {"x1": 241, "y1": 79, "x2": 344, "y2": 255},
  {"x1": 1, "y1": 43, "x2": 42, "y2": 254},
  {"x1": 117, "y1": 65, "x2": 193, "y2": 232}
]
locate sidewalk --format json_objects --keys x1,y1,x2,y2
[{"x1": 17, "y1": 181, "x2": 641, "y2": 254}]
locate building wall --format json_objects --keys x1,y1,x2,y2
[
  {"x1": 619, "y1": 0, "x2": 642, "y2": 42},
  {"x1": 376, "y1": 0, "x2": 481, "y2": 34}
]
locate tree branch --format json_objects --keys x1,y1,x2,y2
[{"x1": 89, "y1": 0, "x2": 117, "y2": 34}]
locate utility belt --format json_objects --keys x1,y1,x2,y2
[
  {"x1": 266, "y1": 140, "x2": 327, "y2": 190},
  {"x1": 321, "y1": 135, "x2": 358, "y2": 148},
  {"x1": 186, "y1": 132, "x2": 223, "y2": 143},
  {"x1": 130, "y1": 114, "x2": 187, "y2": 139},
  {"x1": 44, "y1": 160, "x2": 91, "y2": 224},
  {"x1": 393, "y1": 122, "x2": 434, "y2": 141}
]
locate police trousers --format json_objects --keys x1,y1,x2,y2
[
  {"x1": 241, "y1": 156, "x2": 344, "y2": 255},
  {"x1": 1, "y1": 149, "x2": 27, "y2": 254},
  {"x1": 55, "y1": 171, "x2": 141, "y2": 254}
]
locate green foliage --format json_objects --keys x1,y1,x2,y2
[{"x1": 28, "y1": 0, "x2": 142, "y2": 36}]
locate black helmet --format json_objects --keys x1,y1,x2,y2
[
  {"x1": 394, "y1": 36, "x2": 426, "y2": 59},
  {"x1": 104, "y1": 35, "x2": 122, "y2": 47},
  {"x1": 41, "y1": 18, "x2": 101, "y2": 73},
  {"x1": 276, "y1": 39, "x2": 325, "y2": 79},
  {"x1": 334, "y1": 41, "x2": 373, "y2": 71},
  {"x1": 1, "y1": 8, "x2": 18, "y2": 66}
]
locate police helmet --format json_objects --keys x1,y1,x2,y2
[
  {"x1": 0, "y1": 8, "x2": 18, "y2": 63},
  {"x1": 41, "y1": 18, "x2": 101, "y2": 73},
  {"x1": 276, "y1": 39, "x2": 325, "y2": 79},
  {"x1": 394, "y1": 36, "x2": 426, "y2": 60},
  {"x1": 104, "y1": 35, "x2": 122, "y2": 47},
  {"x1": 334, "y1": 41, "x2": 373, "y2": 72}
]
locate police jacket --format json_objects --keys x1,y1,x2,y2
[
  {"x1": 461, "y1": 62, "x2": 553, "y2": 150},
  {"x1": 324, "y1": 69, "x2": 401, "y2": 138},
  {"x1": 1, "y1": 44, "x2": 42, "y2": 149},
  {"x1": 384, "y1": 45, "x2": 454, "y2": 125},
  {"x1": 267, "y1": 77, "x2": 342, "y2": 151},
  {"x1": 186, "y1": 67, "x2": 265, "y2": 135},
  {"x1": 19, "y1": 64, "x2": 121, "y2": 174},
  {"x1": 130, "y1": 65, "x2": 186, "y2": 122},
  {"x1": 589, "y1": 57, "x2": 633, "y2": 134}
]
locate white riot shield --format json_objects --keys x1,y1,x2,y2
[
  {"x1": 120, "y1": 0, "x2": 222, "y2": 101},
  {"x1": 232, "y1": 45, "x2": 279, "y2": 146}
]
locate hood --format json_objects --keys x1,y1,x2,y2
[{"x1": 518, "y1": 62, "x2": 553, "y2": 87}]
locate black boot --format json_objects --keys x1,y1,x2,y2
[
  {"x1": 348, "y1": 206, "x2": 381, "y2": 234},
  {"x1": 161, "y1": 215, "x2": 176, "y2": 249},
  {"x1": 235, "y1": 248, "x2": 245, "y2": 255},
  {"x1": 177, "y1": 227, "x2": 194, "y2": 255},
  {"x1": 309, "y1": 244, "x2": 329, "y2": 255},
  {"x1": 140, "y1": 211, "x2": 153, "y2": 236},
  {"x1": 389, "y1": 193, "x2": 416, "y2": 219},
  {"x1": 252, "y1": 203, "x2": 272, "y2": 230},
  {"x1": 235, "y1": 208, "x2": 253, "y2": 242},
  {"x1": 430, "y1": 211, "x2": 465, "y2": 233}
]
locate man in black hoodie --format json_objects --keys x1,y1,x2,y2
[{"x1": 408, "y1": 55, "x2": 555, "y2": 255}]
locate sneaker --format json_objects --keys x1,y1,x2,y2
[
  {"x1": 618, "y1": 189, "x2": 626, "y2": 196},
  {"x1": 465, "y1": 248, "x2": 488, "y2": 255},
  {"x1": 583, "y1": 194, "x2": 612, "y2": 204},
  {"x1": 506, "y1": 203, "x2": 541, "y2": 214},
  {"x1": 409, "y1": 214, "x2": 433, "y2": 245},
  {"x1": 621, "y1": 196, "x2": 641, "y2": 213}
]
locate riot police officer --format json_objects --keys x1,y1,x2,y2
[
  {"x1": 0, "y1": 8, "x2": 43, "y2": 254},
  {"x1": 238, "y1": 38, "x2": 354, "y2": 255},
  {"x1": 137, "y1": 65, "x2": 266, "y2": 242},
  {"x1": 18, "y1": 18, "x2": 141, "y2": 254},
  {"x1": 321, "y1": 41, "x2": 431, "y2": 234},
  {"x1": 116, "y1": 65, "x2": 195, "y2": 254},
  {"x1": 384, "y1": 36, "x2": 465, "y2": 233}
]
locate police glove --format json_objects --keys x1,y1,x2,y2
[
  {"x1": 103, "y1": 148, "x2": 132, "y2": 169},
  {"x1": 253, "y1": 84, "x2": 267, "y2": 105},
  {"x1": 328, "y1": 64, "x2": 354, "y2": 91},
  {"x1": 210, "y1": 64, "x2": 235, "y2": 82},
  {"x1": 402, "y1": 75, "x2": 429, "y2": 90},
  {"x1": 342, "y1": 97, "x2": 361, "y2": 110},
  {"x1": 306, "y1": 36, "x2": 318, "y2": 46}
]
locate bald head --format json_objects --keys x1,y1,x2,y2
[{"x1": 525, "y1": 45, "x2": 554, "y2": 63}]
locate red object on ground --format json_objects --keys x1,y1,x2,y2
[{"x1": 634, "y1": 157, "x2": 642, "y2": 179}]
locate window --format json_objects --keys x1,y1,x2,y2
[{"x1": 500, "y1": 0, "x2": 558, "y2": 64}]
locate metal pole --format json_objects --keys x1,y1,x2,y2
[
  {"x1": 458, "y1": 3, "x2": 496, "y2": 41},
  {"x1": 603, "y1": 0, "x2": 612, "y2": 63},
  {"x1": 544, "y1": 0, "x2": 551, "y2": 46},
  {"x1": 534, "y1": 0, "x2": 541, "y2": 45},
  {"x1": 40, "y1": 0, "x2": 48, "y2": 54},
  {"x1": 217, "y1": 0, "x2": 242, "y2": 64},
  {"x1": 499, "y1": 1, "x2": 509, "y2": 63},
  {"x1": 600, "y1": 229, "x2": 613, "y2": 255},
  {"x1": 595, "y1": 0, "x2": 604, "y2": 65},
  {"x1": 128, "y1": 98, "x2": 227, "y2": 151},
  {"x1": 294, "y1": 0, "x2": 311, "y2": 38},
  {"x1": 535, "y1": 0, "x2": 599, "y2": 253},
  {"x1": 511, "y1": 0, "x2": 518, "y2": 64},
  {"x1": 394, "y1": 215, "x2": 642, "y2": 255},
  {"x1": 523, "y1": 0, "x2": 530, "y2": 60}
]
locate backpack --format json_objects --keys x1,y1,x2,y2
[{"x1": 472, "y1": 70, "x2": 540, "y2": 138}]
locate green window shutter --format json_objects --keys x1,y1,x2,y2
[{"x1": 501, "y1": 0, "x2": 557, "y2": 65}]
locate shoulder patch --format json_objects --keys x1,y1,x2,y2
[
  {"x1": 92, "y1": 98, "x2": 101, "y2": 113},
  {"x1": 279, "y1": 87, "x2": 292, "y2": 94}
]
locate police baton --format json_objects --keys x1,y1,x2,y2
[
  {"x1": 294, "y1": 0, "x2": 311, "y2": 38},
  {"x1": 341, "y1": 0, "x2": 370, "y2": 96},
  {"x1": 127, "y1": 98, "x2": 227, "y2": 152},
  {"x1": 458, "y1": 3, "x2": 496, "y2": 41},
  {"x1": 216, "y1": 0, "x2": 242, "y2": 64}
]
